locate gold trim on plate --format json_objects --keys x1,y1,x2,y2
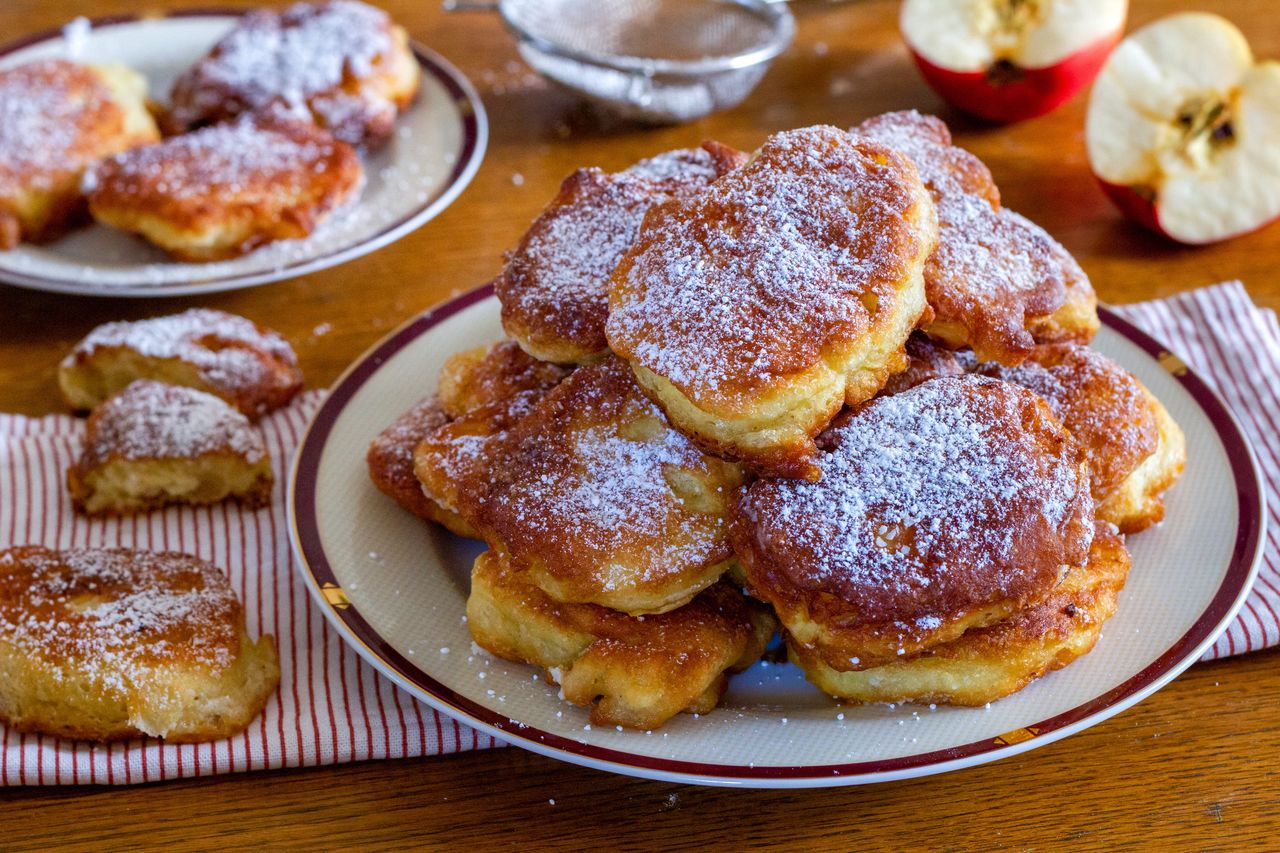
[{"x1": 321, "y1": 582, "x2": 352, "y2": 609}]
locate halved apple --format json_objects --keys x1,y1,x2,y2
[
  {"x1": 1086, "y1": 13, "x2": 1280, "y2": 244},
  {"x1": 901, "y1": 0, "x2": 1128, "y2": 123}
]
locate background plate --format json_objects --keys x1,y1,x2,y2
[
  {"x1": 0, "y1": 12, "x2": 487, "y2": 296},
  {"x1": 289, "y1": 288, "x2": 1264, "y2": 788}
]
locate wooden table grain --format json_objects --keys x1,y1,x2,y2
[{"x1": 2, "y1": 0, "x2": 1278, "y2": 849}]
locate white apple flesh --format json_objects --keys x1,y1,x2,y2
[
  {"x1": 1086, "y1": 13, "x2": 1280, "y2": 244},
  {"x1": 901, "y1": 0, "x2": 1128, "y2": 122}
]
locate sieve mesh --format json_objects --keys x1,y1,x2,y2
[
  {"x1": 502, "y1": 0, "x2": 783, "y2": 66},
  {"x1": 496, "y1": 0, "x2": 794, "y2": 122}
]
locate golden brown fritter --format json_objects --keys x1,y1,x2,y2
[
  {"x1": 366, "y1": 395, "x2": 461, "y2": 530},
  {"x1": 789, "y1": 523, "x2": 1130, "y2": 706},
  {"x1": 88, "y1": 114, "x2": 362, "y2": 261},
  {"x1": 734, "y1": 375, "x2": 1094, "y2": 671},
  {"x1": 435, "y1": 340, "x2": 573, "y2": 419},
  {"x1": 0, "y1": 59, "x2": 158, "y2": 249},
  {"x1": 855, "y1": 110, "x2": 1099, "y2": 364},
  {"x1": 167, "y1": 0, "x2": 420, "y2": 147},
  {"x1": 970, "y1": 344, "x2": 1158, "y2": 500},
  {"x1": 59, "y1": 308, "x2": 303, "y2": 419},
  {"x1": 445, "y1": 358, "x2": 744, "y2": 616},
  {"x1": 1095, "y1": 386, "x2": 1186, "y2": 533},
  {"x1": 0, "y1": 545, "x2": 279, "y2": 742},
  {"x1": 467, "y1": 550, "x2": 776, "y2": 729},
  {"x1": 68, "y1": 380, "x2": 273, "y2": 516},
  {"x1": 372, "y1": 341, "x2": 569, "y2": 535},
  {"x1": 496, "y1": 143, "x2": 746, "y2": 364},
  {"x1": 607, "y1": 125, "x2": 937, "y2": 478}
]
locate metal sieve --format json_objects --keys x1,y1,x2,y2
[{"x1": 448, "y1": 0, "x2": 796, "y2": 123}]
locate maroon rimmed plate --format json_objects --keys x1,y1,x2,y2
[
  {"x1": 288, "y1": 287, "x2": 1263, "y2": 788},
  {"x1": 0, "y1": 12, "x2": 486, "y2": 296}
]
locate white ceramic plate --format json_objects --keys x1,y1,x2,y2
[
  {"x1": 289, "y1": 288, "x2": 1265, "y2": 788},
  {"x1": 0, "y1": 12, "x2": 487, "y2": 297}
]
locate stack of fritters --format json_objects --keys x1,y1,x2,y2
[{"x1": 369, "y1": 113, "x2": 1186, "y2": 727}]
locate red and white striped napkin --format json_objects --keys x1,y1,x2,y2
[
  {"x1": 0, "y1": 390, "x2": 500, "y2": 786},
  {"x1": 1111, "y1": 281, "x2": 1280, "y2": 659},
  {"x1": 0, "y1": 280, "x2": 1275, "y2": 785}
]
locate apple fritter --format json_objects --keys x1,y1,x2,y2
[
  {"x1": 88, "y1": 114, "x2": 362, "y2": 261},
  {"x1": 496, "y1": 143, "x2": 746, "y2": 364},
  {"x1": 789, "y1": 523, "x2": 1130, "y2": 706},
  {"x1": 734, "y1": 375, "x2": 1094, "y2": 671},
  {"x1": 0, "y1": 59, "x2": 158, "y2": 249},
  {"x1": 607, "y1": 125, "x2": 937, "y2": 478},
  {"x1": 0, "y1": 545, "x2": 279, "y2": 742},
  {"x1": 444, "y1": 358, "x2": 744, "y2": 616},
  {"x1": 59, "y1": 308, "x2": 303, "y2": 419},
  {"x1": 167, "y1": 0, "x2": 420, "y2": 147},
  {"x1": 68, "y1": 380, "x2": 273, "y2": 516},
  {"x1": 855, "y1": 110, "x2": 1099, "y2": 364},
  {"x1": 371, "y1": 340, "x2": 569, "y2": 534},
  {"x1": 467, "y1": 550, "x2": 776, "y2": 729}
]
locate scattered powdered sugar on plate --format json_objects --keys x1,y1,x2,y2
[
  {"x1": 82, "y1": 380, "x2": 265, "y2": 465},
  {"x1": 61, "y1": 17, "x2": 92, "y2": 59}
]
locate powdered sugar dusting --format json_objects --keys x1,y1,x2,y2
[
  {"x1": 90, "y1": 117, "x2": 345, "y2": 201},
  {"x1": 65, "y1": 308, "x2": 298, "y2": 399},
  {"x1": 82, "y1": 380, "x2": 265, "y2": 465},
  {"x1": 971, "y1": 345, "x2": 1158, "y2": 496},
  {"x1": 855, "y1": 110, "x2": 1079, "y2": 362},
  {"x1": 931, "y1": 195, "x2": 1065, "y2": 305},
  {"x1": 739, "y1": 375, "x2": 1092, "y2": 629},
  {"x1": 474, "y1": 359, "x2": 737, "y2": 596},
  {"x1": 169, "y1": 1, "x2": 394, "y2": 130},
  {"x1": 412, "y1": 342, "x2": 571, "y2": 514},
  {"x1": 0, "y1": 546, "x2": 241, "y2": 696},
  {"x1": 499, "y1": 169, "x2": 653, "y2": 350},
  {"x1": 0, "y1": 60, "x2": 118, "y2": 192},
  {"x1": 497, "y1": 146, "x2": 735, "y2": 356},
  {"x1": 621, "y1": 147, "x2": 723, "y2": 191},
  {"x1": 855, "y1": 110, "x2": 996, "y2": 203},
  {"x1": 606, "y1": 126, "x2": 925, "y2": 404}
]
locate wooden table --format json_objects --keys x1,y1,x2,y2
[{"x1": 2, "y1": 0, "x2": 1278, "y2": 848}]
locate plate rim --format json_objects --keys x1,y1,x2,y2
[
  {"x1": 287, "y1": 286, "x2": 1266, "y2": 788},
  {"x1": 0, "y1": 9, "x2": 489, "y2": 298}
]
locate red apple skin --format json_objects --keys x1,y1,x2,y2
[
  {"x1": 909, "y1": 29, "x2": 1122, "y2": 123},
  {"x1": 1096, "y1": 179, "x2": 1168, "y2": 237},
  {"x1": 1097, "y1": 178, "x2": 1280, "y2": 245}
]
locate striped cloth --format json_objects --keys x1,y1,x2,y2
[
  {"x1": 1111, "y1": 281, "x2": 1280, "y2": 659},
  {"x1": 0, "y1": 390, "x2": 500, "y2": 786},
  {"x1": 0, "y1": 281, "x2": 1274, "y2": 785}
]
